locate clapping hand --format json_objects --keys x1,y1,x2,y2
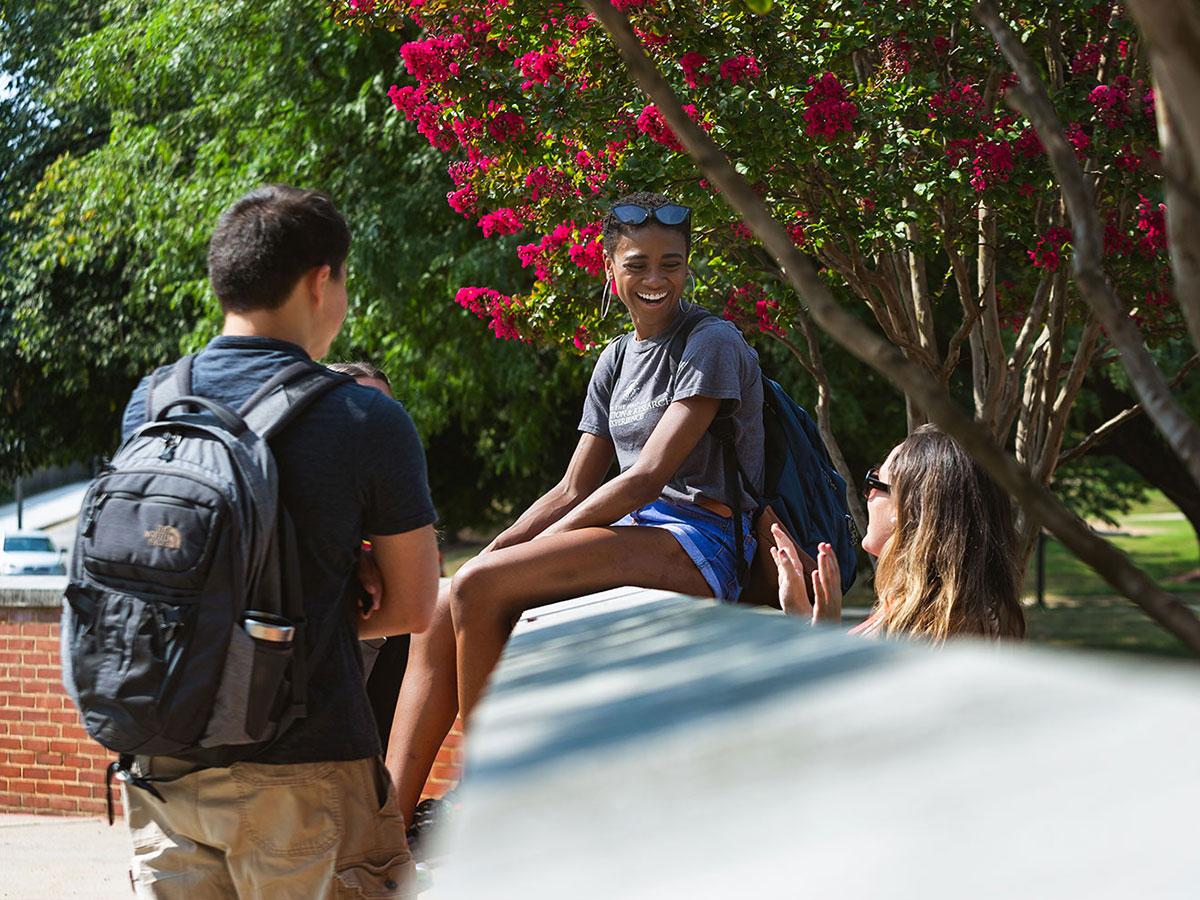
[{"x1": 770, "y1": 523, "x2": 842, "y2": 626}]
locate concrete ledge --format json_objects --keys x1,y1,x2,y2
[
  {"x1": 0, "y1": 578, "x2": 66, "y2": 609},
  {"x1": 434, "y1": 592, "x2": 1200, "y2": 900}
]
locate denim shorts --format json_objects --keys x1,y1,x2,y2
[{"x1": 613, "y1": 498, "x2": 755, "y2": 602}]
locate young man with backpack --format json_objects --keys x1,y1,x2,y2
[{"x1": 67, "y1": 185, "x2": 439, "y2": 897}]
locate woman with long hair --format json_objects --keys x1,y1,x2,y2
[
  {"x1": 774, "y1": 424, "x2": 1025, "y2": 641},
  {"x1": 383, "y1": 191, "x2": 765, "y2": 831}
]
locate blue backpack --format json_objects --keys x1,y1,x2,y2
[{"x1": 613, "y1": 312, "x2": 859, "y2": 598}]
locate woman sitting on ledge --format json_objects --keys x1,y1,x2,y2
[
  {"x1": 774, "y1": 423, "x2": 1026, "y2": 641},
  {"x1": 385, "y1": 192, "x2": 765, "y2": 826}
]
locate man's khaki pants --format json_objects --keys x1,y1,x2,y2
[{"x1": 123, "y1": 756, "x2": 414, "y2": 899}]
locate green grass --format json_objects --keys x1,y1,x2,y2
[
  {"x1": 1024, "y1": 516, "x2": 1199, "y2": 598},
  {"x1": 1022, "y1": 490, "x2": 1199, "y2": 660}
]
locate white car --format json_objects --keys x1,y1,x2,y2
[{"x1": 1, "y1": 529, "x2": 67, "y2": 576}]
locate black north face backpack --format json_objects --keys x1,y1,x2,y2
[{"x1": 61, "y1": 354, "x2": 351, "y2": 811}]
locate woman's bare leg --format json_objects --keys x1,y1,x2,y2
[
  {"x1": 450, "y1": 525, "x2": 712, "y2": 721},
  {"x1": 385, "y1": 581, "x2": 458, "y2": 823}
]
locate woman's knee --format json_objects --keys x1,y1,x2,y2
[{"x1": 449, "y1": 557, "x2": 513, "y2": 631}]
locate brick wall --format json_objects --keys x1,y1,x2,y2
[
  {"x1": 423, "y1": 716, "x2": 464, "y2": 801},
  {"x1": 1, "y1": 601, "x2": 464, "y2": 818},
  {"x1": 0, "y1": 606, "x2": 120, "y2": 817}
]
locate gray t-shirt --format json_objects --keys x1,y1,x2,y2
[{"x1": 579, "y1": 305, "x2": 764, "y2": 510}]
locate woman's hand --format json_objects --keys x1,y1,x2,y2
[
  {"x1": 770, "y1": 524, "x2": 841, "y2": 626},
  {"x1": 809, "y1": 541, "x2": 843, "y2": 625}
]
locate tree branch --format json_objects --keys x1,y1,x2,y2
[
  {"x1": 586, "y1": 0, "x2": 1200, "y2": 655},
  {"x1": 1059, "y1": 354, "x2": 1200, "y2": 465},
  {"x1": 975, "y1": 0, "x2": 1200, "y2": 488}
]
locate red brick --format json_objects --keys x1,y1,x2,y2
[
  {"x1": 35, "y1": 694, "x2": 63, "y2": 709},
  {"x1": 22, "y1": 767, "x2": 50, "y2": 781},
  {"x1": 10, "y1": 779, "x2": 35, "y2": 793},
  {"x1": 62, "y1": 754, "x2": 94, "y2": 772},
  {"x1": 0, "y1": 652, "x2": 20, "y2": 666},
  {"x1": 0, "y1": 736, "x2": 17, "y2": 750},
  {"x1": 49, "y1": 711, "x2": 79, "y2": 725},
  {"x1": 47, "y1": 796, "x2": 77, "y2": 812},
  {"x1": 0, "y1": 707, "x2": 20, "y2": 721},
  {"x1": 35, "y1": 753, "x2": 63, "y2": 766},
  {"x1": 8, "y1": 751, "x2": 35, "y2": 766},
  {"x1": 32, "y1": 724, "x2": 60, "y2": 738},
  {"x1": 0, "y1": 766, "x2": 19, "y2": 780},
  {"x1": 7, "y1": 695, "x2": 35, "y2": 708},
  {"x1": 22, "y1": 738, "x2": 48, "y2": 753},
  {"x1": 21, "y1": 653, "x2": 51, "y2": 666},
  {"x1": 0, "y1": 791, "x2": 19, "y2": 808},
  {"x1": 38, "y1": 781, "x2": 64, "y2": 795},
  {"x1": 62, "y1": 783, "x2": 93, "y2": 799}
]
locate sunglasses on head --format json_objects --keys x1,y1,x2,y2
[
  {"x1": 610, "y1": 203, "x2": 692, "y2": 227},
  {"x1": 863, "y1": 467, "x2": 891, "y2": 499}
]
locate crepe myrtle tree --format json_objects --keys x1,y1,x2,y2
[{"x1": 336, "y1": 0, "x2": 1187, "y2": 565}]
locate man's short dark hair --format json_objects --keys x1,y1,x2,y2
[{"x1": 207, "y1": 185, "x2": 351, "y2": 313}]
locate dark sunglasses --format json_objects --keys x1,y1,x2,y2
[
  {"x1": 863, "y1": 467, "x2": 891, "y2": 499},
  {"x1": 610, "y1": 203, "x2": 692, "y2": 227}
]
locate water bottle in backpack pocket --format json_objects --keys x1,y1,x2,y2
[{"x1": 61, "y1": 355, "x2": 351, "y2": 764}]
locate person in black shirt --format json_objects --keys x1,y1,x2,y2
[{"x1": 118, "y1": 186, "x2": 439, "y2": 898}]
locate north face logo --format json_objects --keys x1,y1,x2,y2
[{"x1": 144, "y1": 525, "x2": 182, "y2": 550}]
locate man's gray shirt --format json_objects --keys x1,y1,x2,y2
[{"x1": 579, "y1": 305, "x2": 764, "y2": 511}]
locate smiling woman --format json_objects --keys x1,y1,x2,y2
[{"x1": 385, "y1": 191, "x2": 767, "y2": 833}]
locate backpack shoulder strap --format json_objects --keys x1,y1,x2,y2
[
  {"x1": 608, "y1": 332, "x2": 632, "y2": 394},
  {"x1": 666, "y1": 309, "x2": 717, "y2": 384},
  {"x1": 238, "y1": 362, "x2": 354, "y2": 441},
  {"x1": 145, "y1": 353, "x2": 196, "y2": 421}
]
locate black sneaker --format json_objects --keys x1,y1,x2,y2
[{"x1": 406, "y1": 797, "x2": 451, "y2": 862}]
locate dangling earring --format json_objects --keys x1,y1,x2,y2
[
  {"x1": 682, "y1": 270, "x2": 697, "y2": 313},
  {"x1": 600, "y1": 280, "x2": 614, "y2": 319}
]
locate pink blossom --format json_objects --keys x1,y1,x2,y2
[
  {"x1": 1013, "y1": 126, "x2": 1043, "y2": 159},
  {"x1": 634, "y1": 28, "x2": 670, "y2": 49},
  {"x1": 1017, "y1": 183, "x2": 1037, "y2": 198},
  {"x1": 1136, "y1": 194, "x2": 1168, "y2": 256},
  {"x1": 729, "y1": 221, "x2": 753, "y2": 241},
  {"x1": 719, "y1": 54, "x2": 762, "y2": 85},
  {"x1": 803, "y1": 73, "x2": 858, "y2": 140},
  {"x1": 486, "y1": 110, "x2": 527, "y2": 143},
  {"x1": 879, "y1": 33, "x2": 912, "y2": 79},
  {"x1": 1028, "y1": 226, "x2": 1073, "y2": 271},
  {"x1": 1114, "y1": 144, "x2": 1142, "y2": 172},
  {"x1": 447, "y1": 184, "x2": 477, "y2": 216},
  {"x1": 573, "y1": 327, "x2": 592, "y2": 351},
  {"x1": 611, "y1": 0, "x2": 653, "y2": 9},
  {"x1": 1143, "y1": 88, "x2": 1157, "y2": 121},
  {"x1": 514, "y1": 44, "x2": 562, "y2": 89},
  {"x1": 679, "y1": 52, "x2": 710, "y2": 89},
  {"x1": 929, "y1": 81, "x2": 983, "y2": 121},
  {"x1": 400, "y1": 34, "x2": 467, "y2": 86},
  {"x1": 635, "y1": 104, "x2": 703, "y2": 151},
  {"x1": 1071, "y1": 42, "x2": 1102, "y2": 74},
  {"x1": 723, "y1": 283, "x2": 785, "y2": 336},
  {"x1": 568, "y1": 222, "x2": 605, "y2": 277},
  {"x1": 524, "y1": 165, "x2": 573, "y2": 201},
  {"x1": 971, "y1": 140, "x2": 1013, "y2": 193},
  {"x1": 1065, "y1": 122, "x2": 1090, "y2": 160},
  {"x1": 787, "y1": 212, "x2": 807, "y2": 247},
  {"x1": 477, "y1": 207, "x2": 523, "y2": 237},
  {"x1": 1103, "y1": 215, "x2": 1133, "y2": 258},
  {"x1": 455, "y1": 287, "x2": 524, "y2": 341},
  {"x1": 387, "y1": 84, "x2": 455, "y2": 151},
  {"x1": 1089, "y1": 83, "x2": 1130, "y2": 128}
]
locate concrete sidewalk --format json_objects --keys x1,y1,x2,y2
[{"x1": 1, "y1": 814, "x2": 130, "y2": 899}]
